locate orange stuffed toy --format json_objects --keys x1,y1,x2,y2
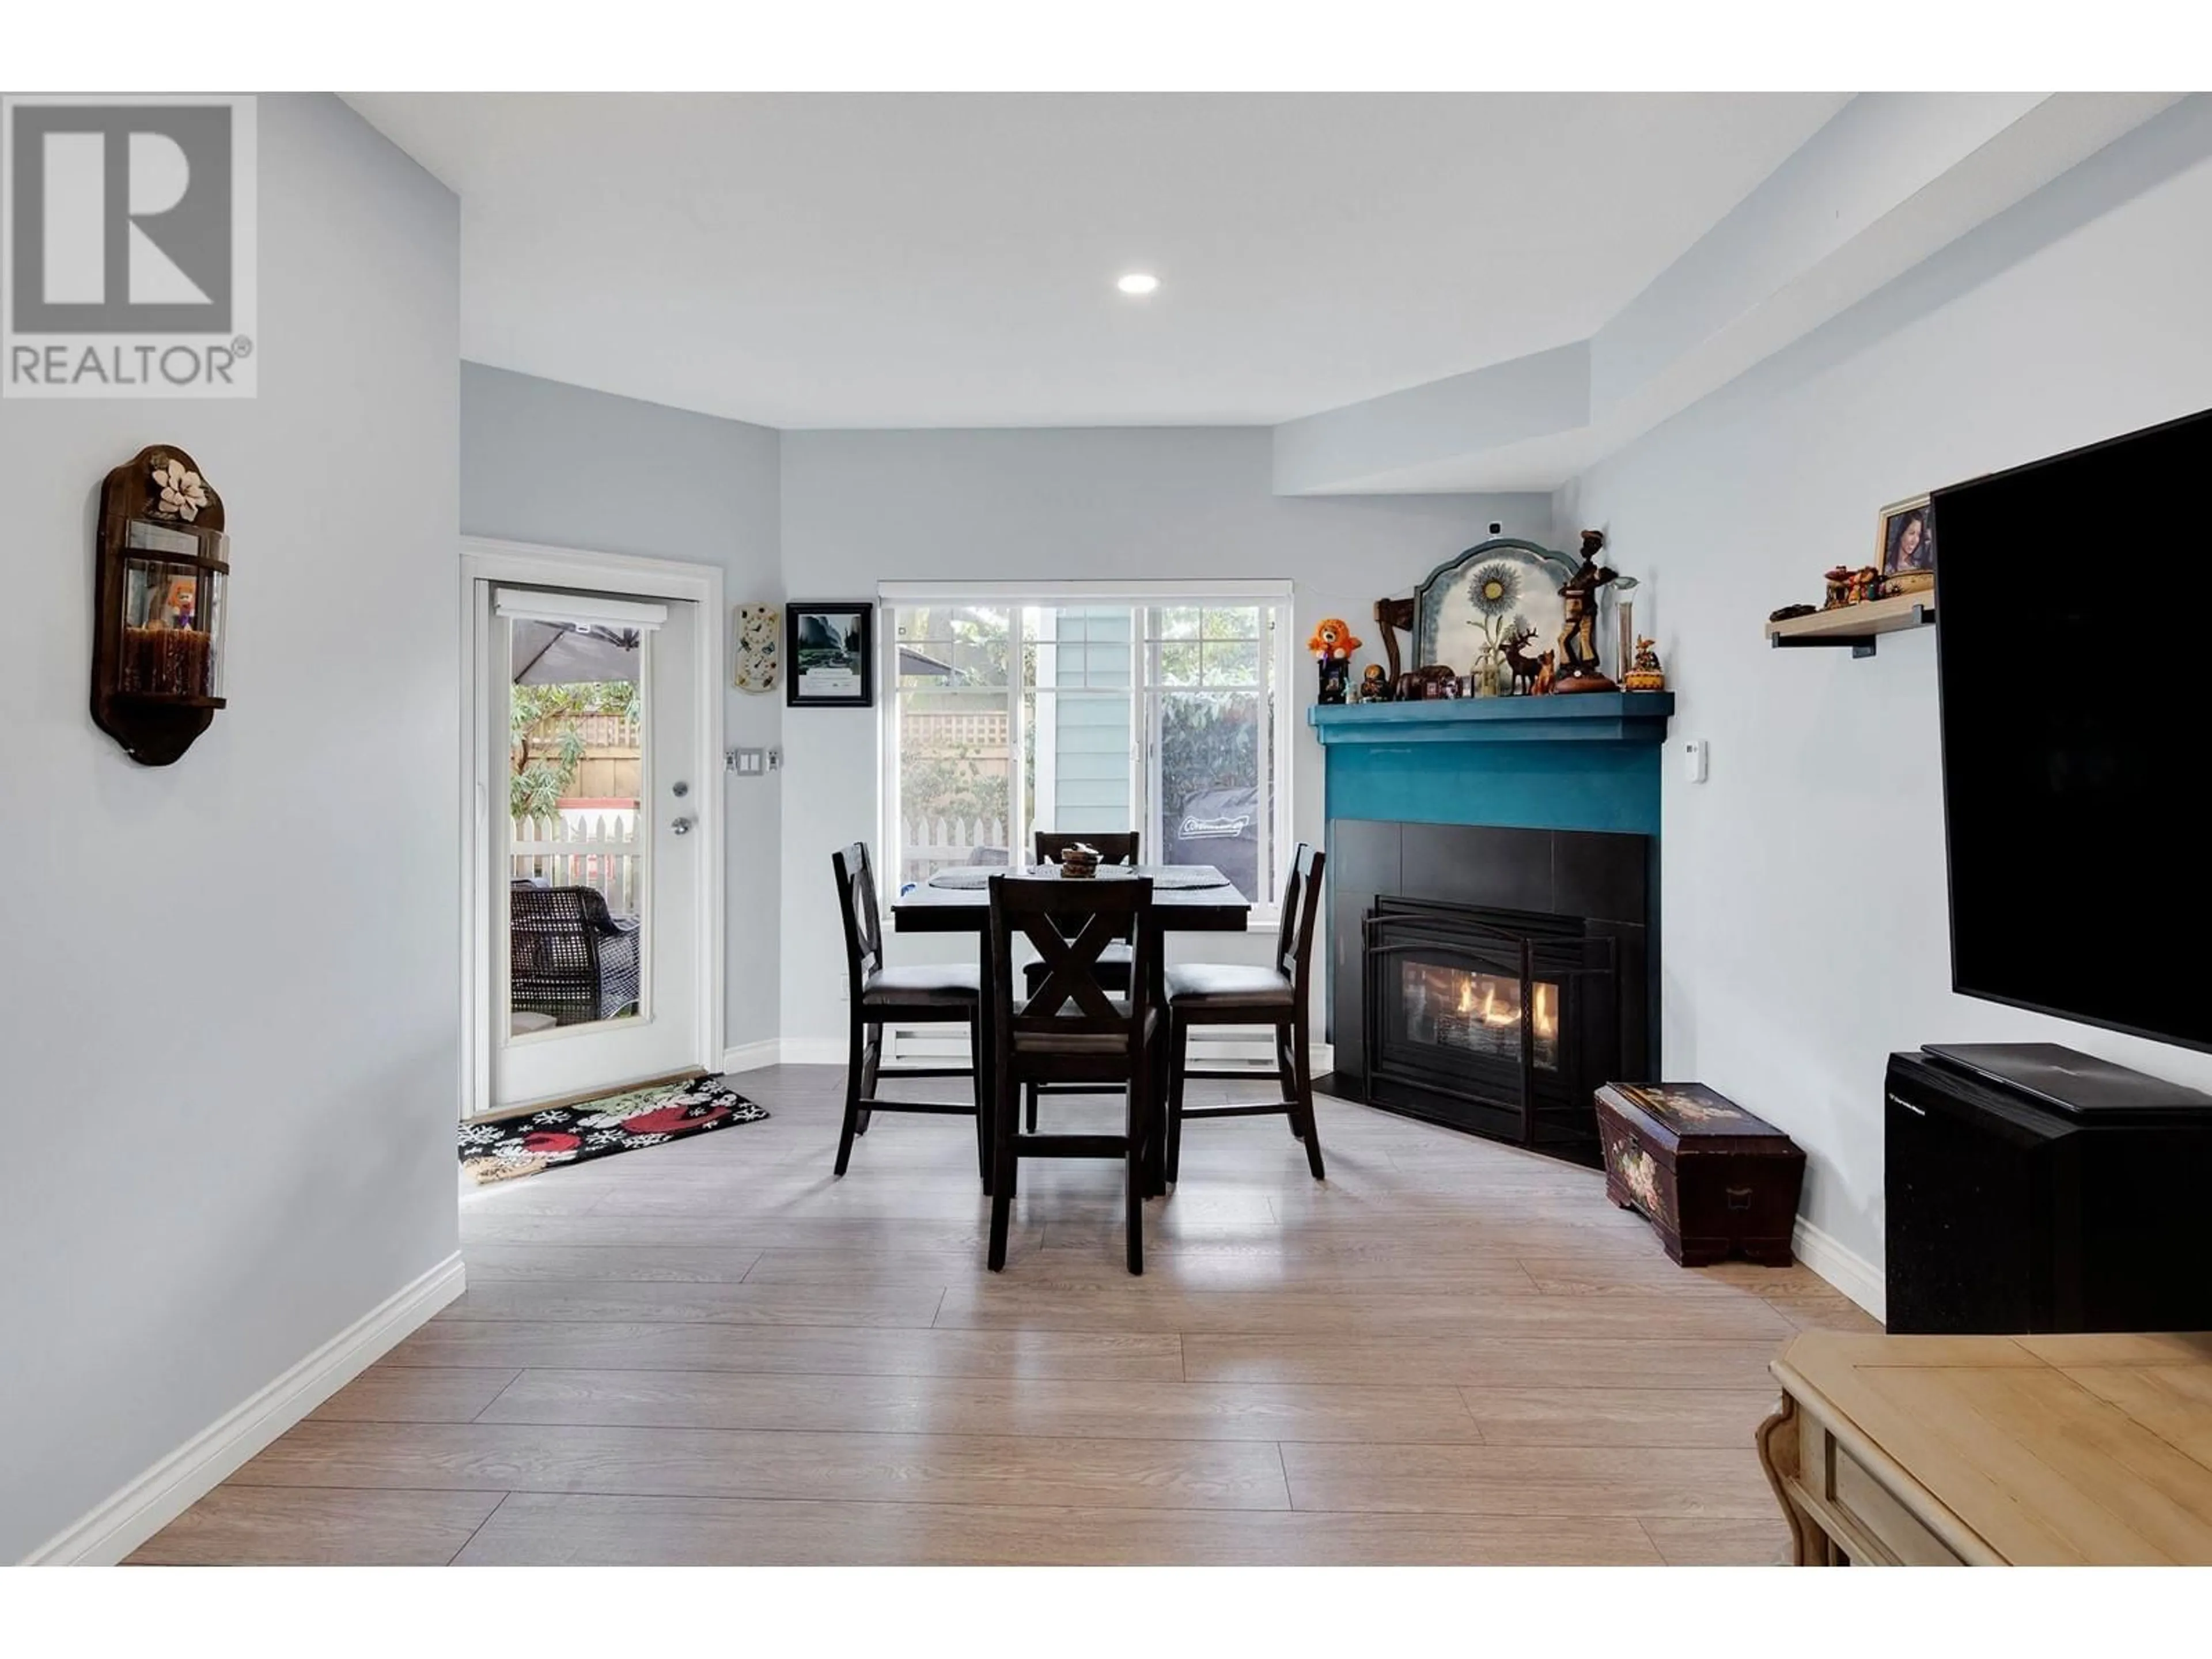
[
  {"x1": 1307, "y1": 618, "x2": 1362, "y2": 660},
  {"x1": 1308, "y1": 617, "x2": 1362, "y2": 706}
]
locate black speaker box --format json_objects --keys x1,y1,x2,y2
[{"x1": 1885, "y1": 1044, "x2": 2212, "y2": 1335}]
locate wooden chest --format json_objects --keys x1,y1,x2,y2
[{"x1": 1594, "y1": 1082, "x2": 1806, "y2": 1266}]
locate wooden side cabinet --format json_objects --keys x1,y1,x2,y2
[{"x1": 1758, "y1": 1331, "x2": 2212, "y2": 1566}]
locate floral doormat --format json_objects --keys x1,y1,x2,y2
[{"x1": 460, "y1": 1074, "x2": 768, "y2": 1185}]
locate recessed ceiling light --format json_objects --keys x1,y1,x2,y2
[{"x1": 1116, "y1": 272, "x2": 1160, "y2": 296}]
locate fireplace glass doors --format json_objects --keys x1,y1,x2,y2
[
  {"x1": 1363, "y1": 900, "x2": 1622, "y2": 1164},
  {"x1": 1398, "y1": 961, "x2": 1560, "y2": 1071}
]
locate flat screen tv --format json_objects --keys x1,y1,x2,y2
[{"x1": 1934, "y1": 406, "x2": 2212, "y2": 1054}]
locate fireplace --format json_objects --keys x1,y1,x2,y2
[
  {"x1": 1363, "y1": 899, "x2": 1624, "y2": 1164},
  {"x1": 1328, "y1": 820, "x2": 1656, "y2": 1166}
]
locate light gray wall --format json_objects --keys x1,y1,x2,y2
[
  {"x1": 0, "y1": 94, "x2": 459, "y2": 1560},
  {"x1": 460, "y1": 364, "x2": 784, "y2": 1051},
  {"x1": 1555, "y1": 96, "x2": 2212, "y2": 1277},
  {"x1": 777, "y1": 425, "x2": 1547, "y2": 1044}
]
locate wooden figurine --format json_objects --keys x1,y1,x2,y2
[
  {"x1": 1373, "y1": 595, "x2": 1415, "y2": 683},
  {"x1": 1397, "y1": 664, "x2": 1458, "y2": 701},
  {"x1": 1823, "y1": 565, "x2": 1882, "y2": 608},
  {"x1": 1531, "y1": 649, "x2": 1556, "y2": 696},
  {"x1": 1552, "y1": 529, "x2": 1622, "y2": 694},
  {"x1": 1502, "y1": 625, "x2": 1545, "y2": 695},
  {"x1": 1623, "y1": 636, "x2": 1666, "y2": 693},
  {"x1": 1308, "y1": 616, "x2": 1361, "y2": 705},
  {"x1": 1357, "y1": 663, "x2": 1393, "y2": 703}
]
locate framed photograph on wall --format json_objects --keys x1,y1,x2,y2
[
  {"x1": 1878, "y1": 495, "x2": 1936, "y2": 596},
  {"x1": 785, "y1": 601, "x2": 875, "y2": 707}
]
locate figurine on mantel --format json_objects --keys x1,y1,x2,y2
[
  {"x1": 1623, "y1": 636, "x2": 1666, "y2": 693},
  {"x1": 1554, "y1": 530, "x2": 1622, "y2": 694},
  {"x1": 1399, "y1": 664, "x2": 1457, "y2": 701},
  {"x1": 1502, "y1": 626, "x2": 1547, "y2": 696},
  {"x1": 1372, "y1": 595, "x2": 1415, "y2": 685},
  {"x1": 1308, "y1": 617, "x2": 1361, "y2": 705},
  {"x1": 1356, "y1": 663, "x2": 1393, "y2": 703}
]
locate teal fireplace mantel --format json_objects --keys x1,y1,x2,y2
[
  {"x1": 1307, "y1": 691, "x2": 1675, "y2": 838},
  {"x1": 1306, "y1": 691, "x2": 1675, "y2": 747}
]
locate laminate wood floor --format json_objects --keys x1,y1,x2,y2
[{"x1": 132, "y1": 1066, "x2": 1876, "y2": 1566}]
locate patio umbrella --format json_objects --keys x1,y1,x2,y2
[{"x1": 512, "y1": 621, "x2": 642, "y2": 686}]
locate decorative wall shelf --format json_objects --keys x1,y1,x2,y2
[
  {"x1": 1306, "y1": 691, "x2": 1675, "y2": 748},
  {"x1": 1767, "y1": 594, "x2": 1934, "y2": 659}
]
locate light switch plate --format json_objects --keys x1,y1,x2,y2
[
  {"x1": 726, "y1": 747, "x2": 769, "y2": 776},
  {"x1": 1681, "y1": 738, "x2": 1709, "y2": 784}
]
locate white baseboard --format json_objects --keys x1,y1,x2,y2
[
  {"x1": 1792, "y1": 1215, "x2": 1887, "y2": 1324},
  {"x1": 717, "y1": 1039, "x2": 783, "y2": 1074},
  {"x1": 778, "y1": 1037, "x2": 849, "y2": 1067},
  {"x1": 22, "y1": 1251, "x2": 465, "y2": 1566}
]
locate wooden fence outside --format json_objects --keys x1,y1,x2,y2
[
  {"x1": 510, "y1": 812, "x2": 643, "y2": 916},
  {"x1": 900, "y1": 815, "x2": 1010, "y2": 889}
]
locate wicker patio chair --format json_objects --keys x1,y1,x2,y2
[{"x1": 509, "y1": 885, "x2": 642, "y2": 1025}]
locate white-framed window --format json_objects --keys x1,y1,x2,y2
[{"x1": 880, "y1": 581, "x2": 1296, "y2": 922}]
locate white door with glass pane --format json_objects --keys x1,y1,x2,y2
[{"x1": 490, "y1": 586, "x2": 703, "y2": 1110}]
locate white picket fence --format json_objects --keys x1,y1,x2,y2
[
  {"x1": 510, "y1": 812, "x2": 642, "y2": 916},
  {"x1": 901, "y1": 814, "x2": 1010, "y2": 888}
]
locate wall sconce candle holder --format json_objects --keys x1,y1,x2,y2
[{"x1": 92, "y1": 445, "x2": 230, "y2": 766}]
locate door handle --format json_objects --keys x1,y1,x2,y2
[{"x1": 672, "y1": 816, "x2": 694, "y2": 836}]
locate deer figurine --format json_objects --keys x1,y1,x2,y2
[{"x1": 1502, "y1": 626, "x2": 1546, "y2": 696}]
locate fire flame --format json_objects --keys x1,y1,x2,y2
[{"x1": 1452, "y1": 973, "x2": 1559, "y2": 1037}]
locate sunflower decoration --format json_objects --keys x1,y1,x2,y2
[
  {"x1": 1468, "y1": 562, "x2": 1521, "y2": 618},
  {"x1": 1461, "y1": 562, "x2": 1534, "y2": 689}
]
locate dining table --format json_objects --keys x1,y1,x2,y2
[{"x1": 891, "y1": 862, "x2": 1251, "y2": 1196}]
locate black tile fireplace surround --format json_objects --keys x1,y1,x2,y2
[{"x1": 1328, "y1": 820, "x2": 1656, "y2": 1165}]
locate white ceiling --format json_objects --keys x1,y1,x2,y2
[{"x1": 346, "y1": 92, "x2": 1849, "y2": 430}]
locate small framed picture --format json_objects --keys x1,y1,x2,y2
[
  {"x1": 1878, "y1": 495, "x2": 1936, "y2": 593},
  {"x1": 785, "y1": 601, "x2": 874, "y2": 708}
]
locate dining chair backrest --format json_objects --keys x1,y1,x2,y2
[
  {"x1": 988, "y1": 874, "x2": 1156, "y2": 1065},
  {"x1": 830, "y1": 842, "x2": 885, "y2": 988},
  {"x1": 1273, "y1": 843, "x2": 1327, "y2": 987},
  {"x1": 1033, "y1": 830, "x2": 1140, "y2": 867},
  {"x1": 1033, "y1": 832, "x2": 1141, "y2": 945}
]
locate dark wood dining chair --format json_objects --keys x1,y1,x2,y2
[
  {"x1": 830, "y1": 843, "x2": 989, "y2": 1187},
  {"x1": 1022, "y1": 831, "x2": 1139, "y2": 1131},
  {"x1": 987, "y1": 873, "x2": 1158, "y2": 1274},
  {"x1": 1164, "y1": 843, "x2": 1328, "y2": 1183}
]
